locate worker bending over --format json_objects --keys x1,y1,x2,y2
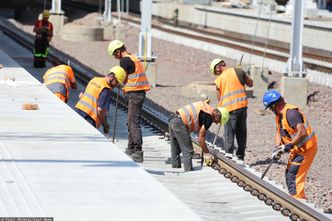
[
  {"x1": 263, "y1": 89, "x2": 317, "y2": 199},
  {"x1": 169, "y1": 100, "x2": 229, "y2": 172},
  {"x1": 33, "y1": 10, "x2": 53, "y2": 68},
  {"x1": 75, "y1": 66, "x2": 126, "y2": 134},
  {"x1": 210, "y1": 58, "x2": 253, "y2": 161},
  {"x1": 43, "y1": 64, "x2": 77, "y2": 103},
  {"x1": 108, "y1": 40, "x2": 150, "y2": 163}
]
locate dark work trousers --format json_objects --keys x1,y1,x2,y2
[
  {"x1": 126, "y1": 91, "x2": 145, "y2": 152},
  {"x1": 169, "y1": 117, "x2": 194, "y2": 172},
  {"x1": 223, "y1": 106, "x2": 247, "y2": 158},
  {"x1": 33, "y1": 34, "x2": 49, "y2": 68}
]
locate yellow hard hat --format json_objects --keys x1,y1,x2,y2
[
  {"x1": 217, "y1": 107, "x2": 229, "y2": 125},
  {"x1": 109, "y1": 66, "x2": 126, "y2": 85},
  {"x1": 210, "y1": 58, "x2": 224, "y2": 75},
  {"x1": 108, "y1": 40, "x2": 124, "y2": 56},
  {"x1": 42, "y1": 10, "x2": 50, "y2": 19}
]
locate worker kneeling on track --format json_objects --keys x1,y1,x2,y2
[
  {"x1": 43, "y1": 64, "x2": 77, "y2": 103},
  {"x1": 263, "y1": 89, "x2": 317, "y2": 199},
  {"x1": 169, "y1": 100, "x2": 229, "y2": 172},
  {"x1": 75, "y1": 66, "x2": 126, "y2": 134}
]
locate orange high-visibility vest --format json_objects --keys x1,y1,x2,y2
[
  {"x1": 214, "y1": 68, "x2": 248, "y2": 112},
  {"x1": 75, "y1": 77, "x2": 110, "y2": 128},
  {"x1": 177, "y1": 101, "x2": 214, "y2": 132},
  {"x1": 276, "y1": 104, "x2": 317, "y2": 154},
  {"x1": 123, "y1": 54, "x2": 150, "y2": 93},
  {"x1": 43, "y1": 65, "x2": 71, "y2": 100},
  {"x1": 34, "y1": 20, "x2": 53, "y2": 37}
]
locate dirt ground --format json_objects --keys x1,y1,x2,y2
[{"x1": 11, "y1": 8, "x2": 332, "y2": 213}]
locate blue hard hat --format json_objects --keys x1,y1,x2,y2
[{"x1": 263, "y1": 89, "x2": 281, "y2": 109}]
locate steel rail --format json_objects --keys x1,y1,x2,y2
[{"x1": 0, "y1": 18, "x2": 330, "y2": 221}]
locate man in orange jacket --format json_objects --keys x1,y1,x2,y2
[
  {"x1": 43, "y1": 64, "x2": 77, "y2": 103},
  {"x1": 210, "y1": 58, "x2": 253, "y2": 161},
  {"x1": 263, "y1": 89, "x2": 317, "y2": 199},
  {"x1": 169, "y1": 101, "x2": 229, "y2": 172},
  {"x1": 108, "y1": 40, "x2": 150, "y2": 163}
]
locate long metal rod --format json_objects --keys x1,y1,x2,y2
[
  {"x1": 261, "y1": 159, "x2": 275, "y2": 179},
  {"x1": 112, "y1": 87, "x2": 120, "y2": 143}
]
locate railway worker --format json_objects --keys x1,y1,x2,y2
[
  {"x1": 33, "y1": 9, "x2": 53, "y2": 68},
  {"x1": 43, "y1": 64, "x2": 77, "y2": 103},
  {"x1": 210, "y1": 58, "x2": 253, "y2": 161},
  {"x1": 169, "y1": 100, "x2": 230, "y2": 172},
  {"x1": 263, "y1": 89, "x2": 317, "y2": 199},
  {"x1": 75, "y1": 66, "x2": 126, "y2": 134},
  {"x1": 108, "y1": 40, "x2": 151, "y2": 163}
]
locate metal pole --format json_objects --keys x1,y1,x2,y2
[
  {"x1": 126, "y1": 0, "x2": 129, "y2": 15},
  {"x1": 261, "y1": 159, "x2": 275, "y2": 179},
  {"x1": 287, "y1": 0, "x2": 305, "y2": 75},
  {"x1": 138, "y1": 0, "x2": 152, "y2": 59},
  {"x1": 112, "y1": 88, "x2": 120, "y2": 143},
  {"x1": 117, "y1": 0, "x2": 121, "y2": 24}
]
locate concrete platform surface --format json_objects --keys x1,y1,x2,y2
[{"x1": 0, "y1": 49, "x2": 202, "y2": 221}]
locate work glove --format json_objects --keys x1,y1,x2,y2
[
  {"x1": 103, "y1": 123, "x2": 110, "y2": 134},
  {"x1": 203, "y1": 153, "x2": 214, "y2": 167},
  {"x1": 271, "y1": 144, "x2": 287, "y2": 160}
]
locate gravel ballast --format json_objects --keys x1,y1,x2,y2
[{"x1": 10, "y1": 8, "x2": 332, "y2": 213}]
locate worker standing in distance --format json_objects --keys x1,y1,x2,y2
[
  {"x1": 43, "y1": 64, "x2": 77, "y2": 103},
  {"x1": 33, "y1": 10, "x2": 53, "y2": 68},
  {"x1": 75, "y1": 66, "x2": 126, "y2": 135},
  {"x1": 108, "y1": 40, "x2": 151, "y2": 163},
  {"x1": 210, "y1": 58, "x2": 253, "y2": 161},
  {"x1": 169, "y1": 100, "x2": 229, "y2": 172},
  {"x1": 263, "y1": 89, "x2": 317, "y2": 199}
]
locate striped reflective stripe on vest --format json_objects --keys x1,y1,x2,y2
[
  {"x1": 46, "y1": 72, "x2": 69, "y2": 83},
  {"x1": 222, "y1": 96, "x2": 248, "y2": 108},
  {"x1": 76, "y1": 92, "x2": 98, "y2": 116},
  {"x1": 220, "y1": 89, "x2": 246, "y2": 101},
  {"x1": 46, "y1": 82, "x2": 66, "y2": 95},
  {"x1": 125, "y1": 80, "x2": 150, "y2": 87},
  {"x1": 179, "y1": 103, "x2": 199, "y2": 130},
  {"x1": 127, "y1": 73, "x2": 147, "y2": 79},
  {"x1": 296, "y1": 131, "x2": 316, "y2": 147}
]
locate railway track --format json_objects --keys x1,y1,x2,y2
[
  {"x1": 1, "y1": 15, "x2": 331, "y2": 221},
  {"x1": 59, "y1": 0, "x2": 332, "y2": 75}
]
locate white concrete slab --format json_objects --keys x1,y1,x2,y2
[{"x1": 0, "y1": 49, "x2": 202, "y2": 221}]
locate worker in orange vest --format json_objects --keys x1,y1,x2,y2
[
  {"x1": 43, "y1": 64, "x2": 77, "y2": 103},
  {"x1": 263, "y1": 89, "x2": 317, "y2": 199},
  {"x1": 108, "y1": 40, "x2": 151, "y2": 163},
  {"x1": 210, "y1": 58, "x2": 253, "y2": 161},
  {"x1": 75, "y1": 66, "x2": 126, "y2": 134},
  {"x1": 169, "y1": 100, "x2": 230, "y2": 172},
  {"x1": 33, "y1": 9, "x2": 53, "y2": 68}
]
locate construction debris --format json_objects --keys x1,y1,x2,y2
[{"x1": 22, "y1": 103, "x2": 39, "y2": 110}]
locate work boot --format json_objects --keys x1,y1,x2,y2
[
  {"x1": 130, "y1": 151, "x2": 144, "y2": 163},
  {"x1": 124, "y1": 148, "x2": 135, "y2": 156}
]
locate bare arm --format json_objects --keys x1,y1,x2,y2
[
  {"x1": 245, "y1": 74, "x2": 253, "y2": 87},
  {"x1": 198, "y1": 125, "x2": 209, "y2": 153},
  {"x1": 289, "y1": 123, "x2": 308, "y2": 146},
  {"x1": 97, "y1": 107, "x2": 108, "y2": 128},
  {"x1": 70, "y1": 81, "x2": 77, "y2": 90},
  {"x1": 216, "y1": 86, "x2": 221, "y2": 102}
]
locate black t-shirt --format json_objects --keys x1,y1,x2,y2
[
  {"x1": 286, "y1": 109, "x2": 304, "y2": 129},
  {"x1": 199, "y1": 111, "x2": 213, "y2": 130},
  {"x1": 279, "y1": 109, "x2": 304, "y2": 137},
  {"x1": 120, "y1": 57, "x2": 135, "y2": 75}
]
